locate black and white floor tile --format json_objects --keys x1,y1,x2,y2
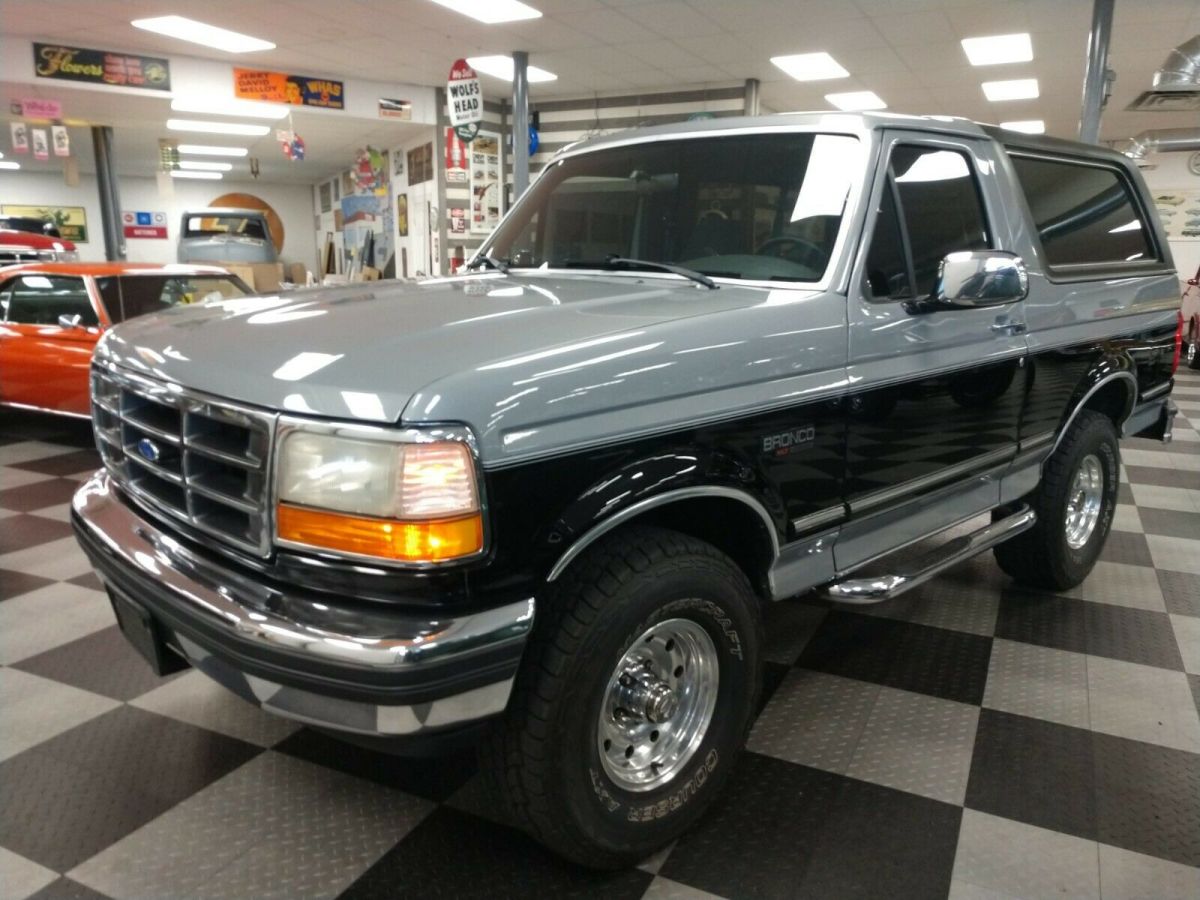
[{"x1": 2, "y1": 369, "x2": 1198, "y2": 899}]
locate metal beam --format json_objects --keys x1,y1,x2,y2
[
  {"x1": 1078, "y1": 0, "x2": 1115, "y2": 144},
  {"x1": 90, "y1": 126, "x2": 125, "y2": 261},
  {"x1": 512, "y1": 50, "x2": 530, "y2": 200},
  {"x1": 744, "y1": 78, "x2": 761, "y2": 116}
]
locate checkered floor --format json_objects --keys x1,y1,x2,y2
[{"x1": 2, "y1": 371, "x2": 1198, "y2": 900}]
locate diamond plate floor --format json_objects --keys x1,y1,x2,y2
[{"x1": 1, "y1": 370, "x2": 1198, "y2": 899}]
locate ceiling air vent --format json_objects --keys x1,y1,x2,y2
[
  {"x1": 1130, "y1": 34, "x2": 1200, "y2": 110},
  {"x1": 1127, "y1": 91, "x2": 1200, "y2": 112}
]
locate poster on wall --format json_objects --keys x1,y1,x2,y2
[
  {"x1": 1153, "y1": 190, "x2": 1200, "y2": 240},
  {"x1": 31, "y1": 128, "x2": 49, "y2": 160},
  {"x1": 407, "y1": 142, "x2": 433, "y2": 185},
  {"x1": 3, "y1": 204, "x2": 88, "y2": 242},
  {"x1": 51, "y1": 125, "x2": 70, "y2": 157},
  {"x1": 233, "y1": 68, "x2": 343, "y2": 109},
  {"x1": 445, "y1": 129, "x2": 468, "y2": 184},
  {"x1": 10, "y1": 122, "x2": 28, "y2": 154},
  {"x1": 319, "y1": 182, "x2": 332, "y2": 214},
  {"x1": 33, "y1": 42, "x2": 170, "y2": 91},
  {"x1": 397, "y1": 194, "x2": 408, "y2": 237},
  {"x1": 379, "y1": 98, "x2": 412, "y2": 120},
  {"x1": 121, "y1": 210, "x2": 168, "y2": 239},
  {"x1": 470, "y1": 131, "x2": 502, "y2": 235}
]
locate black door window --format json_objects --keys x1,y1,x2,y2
[
  {"x1": 1008, "y1": 154, "x2": 1155, "y2": 269},
  {"x1": 2, "y1": 275, "x2": 96, "y2": 326},
  {"x1": 866, "y1": 145, "x2": 991, "y2": 300}
]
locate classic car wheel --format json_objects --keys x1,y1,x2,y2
[
  {"x1": 1187, "y1": 333, "x2": 1200, "y2": 370},
  {"x1": 994, "y1": 410, "x2": 1118, "y2": 590},
  {"x1": 483, "y1": 525, "x2": 761, "y2": 868}
]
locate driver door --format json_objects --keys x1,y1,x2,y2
[{"x1": 837, "y1": 131, "x2": 1028, "y2": 569}]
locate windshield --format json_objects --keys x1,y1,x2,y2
[
  {"x1": 482, "y1": 132, "x2": 861, "y2": 283},
  {"x1": 184, "y1": 215, "x2": 268, "y2": 241},
  {"x1": 96, "y1": 275, "x2": 249, "y2": 322}
]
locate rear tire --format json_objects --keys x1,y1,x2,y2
[
  {"x1": 1187, "y1": 329, "x2": 1200, "y2": 370},
  {"x1": 482, "y1": 525, "x2": 761, "y2": 868},
  {"x1": 994, "y1": 410, "x2": 1119, "y2": 590}
]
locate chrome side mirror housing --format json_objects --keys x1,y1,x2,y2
[{"x1": 933, "y1": 251, "x2": 1029, "y2": 308}]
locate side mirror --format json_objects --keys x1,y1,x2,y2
[
  {"x1": 933, "y1": 251, "x2": 1028, "y2": 308},
  {"x1": 57, "y1": 313, "x2": 83, "y2": 329}
]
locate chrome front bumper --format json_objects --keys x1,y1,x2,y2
[{"x1": 72, "y1": 471, "x2": 534, "y2": 738}]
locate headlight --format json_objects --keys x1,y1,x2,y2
[
  {"x1": 275, "y1": 427, "x2": 484, "y2": 563},
  {"x1": 57, "y1": 250, "x2": 80, "y2": 262}
]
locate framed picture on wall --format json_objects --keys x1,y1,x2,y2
[
  {"x1": 319, "y1": 182, "x2": 332, "y2": 213},
  {"x1": 397, "y1": 193, "x2": 408, "y2": 237},
  {"x1": 332, "y1": 177, "x2": 340, "y2": 202},
  {"x1": 341, "y1": 170, "x2": 354, "y2": 197}
]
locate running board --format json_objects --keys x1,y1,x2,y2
[{"x1": 822, "y1": 506, "x2": 1036, "y2": 605}]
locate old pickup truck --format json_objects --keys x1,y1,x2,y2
[{"x1": 72, "y1": 112, "x2": 1180, "y2": 867}]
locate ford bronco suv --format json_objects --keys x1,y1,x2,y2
[{"x1": 72, "y1": 113, "x2": 1181, "y2": 867}]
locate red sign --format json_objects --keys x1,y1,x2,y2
[{"x1": 123, "y1": 225, "x2": 167, "y2": 239}]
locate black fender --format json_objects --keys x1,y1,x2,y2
[
  {"x1": 541, "y1": 445, "x2": 785, "y2": 584},
  {"x1": 1051, "y1": 350, "x2": 1137, "y2": 454}
]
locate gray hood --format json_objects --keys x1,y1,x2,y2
[{"x1": 101, "y1": 274, "x2": 844, "y2": 466}]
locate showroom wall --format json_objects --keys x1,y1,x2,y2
[
  {"x1": 1141, "y1": 151, "x2": 1200, "y2": 283},
  {"x1": 0, "y1": 170, "x2": 318, "y2": 270}
]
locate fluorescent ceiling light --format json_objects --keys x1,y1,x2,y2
[
  {"x1": 131, "y1": 16, "x2": 275, "y2": 52},
  {"x1": 961, "y1": 33, "x2": 1033, "y2": 66},
  {"x1": 982, "y1": 78, "x2": 1039, "y2": 101},
  {"x1": 177, "y1": 144, "x2": 249, "y2": 157},
  {"x1": 427, "y1": 0, "x2": 541, "y2": 24},
  {"x1": 167, "y1": 119, "x2": 271, "y2": 136},
  {"x1": 825, "y1": 90, "x2": 887, "y2": 111},
  {"x1": 770, "y1": 52, "x2": 849, "y2": 81},
  {"x1": 171, "y1": 170, "x2": 224, "y2": 180},
  {"x1": 178, "y1": 160, "x2": 233, "y2": 171},
  {"x1": 467, "y1": 55, "x2": 557, "y2": 82},
  {"x1": 171, "y1": 97, "x2": 288, "y2": 120},
  {"x1": 1000, "y1": 119, "x2": 1045, "y2": 134},
  {"x1": 0, "y1": 160, "x2": 20, "y2": 170}
]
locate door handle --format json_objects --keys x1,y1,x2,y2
[{"x1": 992, "y1": 321, "x2": 1026, "y2": 336}]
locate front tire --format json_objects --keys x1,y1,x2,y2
[
  {"x1": 995, "y1": 409, "x2": 1119, "y2": 590},
  {"x1": 483, "y1": 526, "x2": 761, "y2": 868},
  {"x1": 1187, "y1": 329, "x2": 1200, "y2": 370}
]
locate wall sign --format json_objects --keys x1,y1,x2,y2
[
  {"x1": 13, "y1": 98, "x2": 63, "y2": 119},
  {"x1": 10, "y1": 122, "x2": 28, "y2": 154},
  {"x1": 31, "y1": 129, "x2": 48, "y2": 161},
  {"x1": 2, "y1": 204, "x2": 88, "y2": 242},
  {"x1": 378, "y1": 98, "x2": 412, "y2": 120},
  {"x1": 234, "y1": 68, "x2": 344, "y2": 109},
  {"x1": 446, "y1": 59, "x2": 482, "y2": 142},
  {"x1": 33, "y1": 42, "x2": 170, "y2": 91},
  {"x1": 122, "y1": 210, "x2": 168, "y2": 239}
]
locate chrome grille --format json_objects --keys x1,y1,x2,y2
[{"x1": 91, "y1": 364, "x2": 276, "y2": 556}]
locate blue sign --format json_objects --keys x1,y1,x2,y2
[
  {"x1": 136, "y1": 211, "x2": 152, "y2": 225},
  {"x1": 529, "y1": 126, "x2": 539, "y2": 157}
]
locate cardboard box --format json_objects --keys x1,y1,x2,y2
[{"x1": 195, "y1": 260, "x2": 283, "y2": 293}]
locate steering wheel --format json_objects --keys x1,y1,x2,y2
[{"x1": 755, "y1": 236, "x2": 826, "y2": 271}]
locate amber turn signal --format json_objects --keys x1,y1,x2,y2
[{"x1": 276, "y1": 503, "x2": 483, "y2": 562}]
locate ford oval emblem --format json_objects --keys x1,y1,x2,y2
[{"x1": 136, "y1": 438, "x2": 161, "y2": 463}]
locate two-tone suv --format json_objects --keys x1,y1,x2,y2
[{"x1": 72, "y1": 113, "x2": 1180, "y2": 867}]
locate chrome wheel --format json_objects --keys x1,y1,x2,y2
[
  {"x1": 1189, "y1": 340, "x2": 1197, "y2": 366},
  {"x1": 1064, "y1": 453, "x2": 1104, "y2": 549},
  {"x1": 597, "y1": 617, "x2": 719, "y2": 792}
]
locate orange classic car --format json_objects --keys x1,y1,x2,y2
[{"x1": 0, "y1": 262, "x2": 250, "y2": 417}]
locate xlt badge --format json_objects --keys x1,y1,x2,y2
[{"x1": 762, "y1": 425, "x2": 815, "y2": 457}]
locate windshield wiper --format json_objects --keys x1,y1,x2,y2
[
  {"x1": 466, "y1": 253, "x2": 509, "y2": 273},
  {"x1": 604, "y1": 256, "x2": 718, "y2": 289}
]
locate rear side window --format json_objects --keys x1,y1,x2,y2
[{"x1": 1009, "y1": 155, "x2": 1155, "y2": 268}]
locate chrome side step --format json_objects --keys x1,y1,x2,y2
[{"x1": 822, "y1": 506, "x2": 1036, "y2": 605}]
